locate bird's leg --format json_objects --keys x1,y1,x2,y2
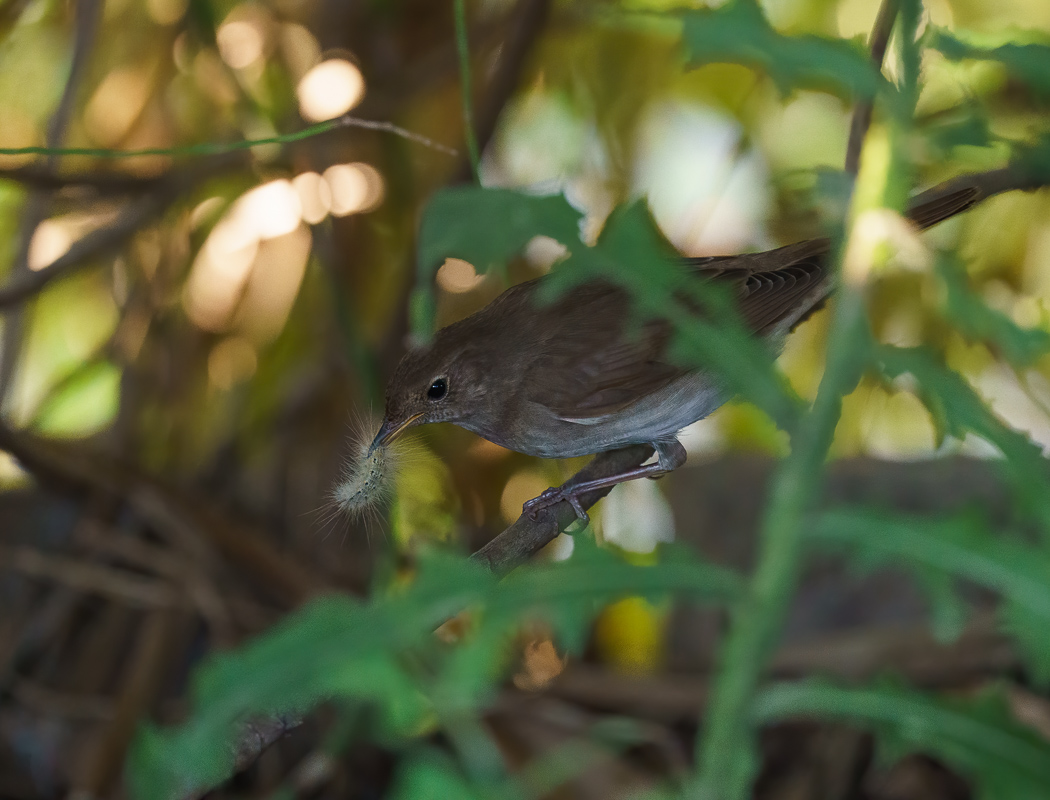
[{"x1": 523, "y1": 439, "x2": 687, "y2": 523}]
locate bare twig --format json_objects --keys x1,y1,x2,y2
[
  {"x1": 0, "y1": 423, "x2": 324, "y2": 606},
  {"x1": 451, "y1": 0, "x2": 552, "y2": 184},
  {"x1": 845, "y1": 0, "x2": 901, "y2": 175},
  {"x1": 545, "y1": 615, "x2": 1012, "y2": 725},
  {"x1": 0, "y1": 545, "x2": 178, "y2": 607},
  {"x1": 472, "y1": 445, "x2": 653, "y2": 575},
  {"x1": 0, "y1": 153, "x2": 245, "y2": 312},
  {"x1": 74, "y1": 609, "x2": 177, "y2": 798},
  {"x1": 0, "y1": 0, "x2": 102, "y2": 402}
]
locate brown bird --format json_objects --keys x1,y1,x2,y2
[{"x1": 369, "y1": 170, "x2": 1037, "y2": 520}]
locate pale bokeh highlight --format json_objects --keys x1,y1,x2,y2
[
  {"x1": 292, "y1": 171, "x2": 332, "y2": 224},
  {"x1": 217, "y1": 20, "x2": 265, "y2": 70},
  {"x1": 323, "y1": 162, "x2": 384, "y2": 216},
  {"x1": 436, "y1": 258, "x2": 484, "y2": 294},
  {"x1": 184, "y1": 179, "x2": 305, "y2": 332},
  {"x1": 297, "y1": 59, "x2": 364, "y2": 121}
]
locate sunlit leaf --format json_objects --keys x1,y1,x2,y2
[
  {"x1": 679, "y1": 0, "x2": 886, "y2": 101},
  {"x1": 754, "y1": 680, "x2": 1050, "y2": 800},
  {"x1": 33, "y1": 360, "x2": 121, "y2": 436}
]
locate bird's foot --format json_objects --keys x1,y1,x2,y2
[{"x1": 523, "y1": 486, "x2": 590, "y2": 524}]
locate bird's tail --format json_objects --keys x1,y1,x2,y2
[{"x1": 905, "y1": 166, "x2": 1046, "y2": 230}]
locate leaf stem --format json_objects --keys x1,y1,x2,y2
[
  {"x1": 454, "y1": 0, "x2": 482, "y2": 181},
  {"x1": 0, "y1": 116, "x2": 456, "y2": 160},
  {"x1": 690, "y1": 2, "x2": 922, "y2": 787}
]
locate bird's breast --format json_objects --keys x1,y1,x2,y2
[{"x1": 457, "y1": 372, "x2": 726, "y2": 459}]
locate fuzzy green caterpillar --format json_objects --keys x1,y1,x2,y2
[{"x1": 333, "y1": 439, "x2": 394, "y2": 516}]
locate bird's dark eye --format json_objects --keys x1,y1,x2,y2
[{"x1": 427, "y1": 378, "x2": 448, "y2": 400}]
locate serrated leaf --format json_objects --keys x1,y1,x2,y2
[
  {"x1": 754, "y1": 680, "x2": 1050, "y2": 800},
  {"x1": 810, "y1": 507, "x2": 1050, "y2": 683},
  {"x1": 679, "y1": 0, "x2": 886, "y2": 101},
  {"x1": 877, "y1": 345, "x2": 1050, "y2": 533},
  {"x1": 918, "y1": 107, "x2": 995, "y2": 156},
  {"x1": 931, "y1": 28, "x2": 1050, "y2": 100},
  {"x1": 937, "y1": 255, "x2": 1050, "y2": 366},
  {"x1": 544, "y1": 201, "x2": 802, "y2": 429},
  {"x1": 128, "y1": 545, "x2": 739, "y2": 799},
  {"x1": 417, "y1": 187, "x2": 582, "y2": 274},
  {"x1": 414, "y1": 188, "x2": 800, "y2": 427}
]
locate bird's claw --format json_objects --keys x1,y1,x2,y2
[{"x1": 523, "y1": 487, "x2": 590, "y2": 524}]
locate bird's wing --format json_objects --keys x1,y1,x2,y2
[
  {"x1": 521, "y1": 282, "x2": 684, "y2": 421},
  {"x1": 525, "y1": 242, "x2": 832, "y2": 421},
  {"x1": 688, "y1": 237, "x2": 832, "y2": 336},
  {"x1": 525, "y1": 181, "x2": 991, "y2": 421}
]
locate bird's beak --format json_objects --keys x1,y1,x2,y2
[{"x1": 368, "y1": 413, "x2": 423, "y2": 455}]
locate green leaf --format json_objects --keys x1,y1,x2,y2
[
  {"x1": 413, "y1": 187, "x2": 582, "y2": 336},
  {"x1": 877, "y1": 345, "x2": 1050, "y2": 533},
  {"x1": 417, "y1": 187, "x2": 582, "y2": 275},
  {"x1": 679, "y1": 0, "x2": 886, "y2": 101},
  {"x1": 754, "y1": 681, "x2": 1050, "y2": 800},
  {"x1": 937, "y1": 255, "x2": 1050, "y2": 366},
  {"x1": 414, "y1": 188, "x2": 800, "y2": 427},
  {"x1": 810, "y1": 507, "x2": 1050, "y2": 682},
  {"x1": 127, "y1": 545, "x2": 739, "y2": 800},
  {"x1": 547, "y1": 201, "x2": 803, "y2": 429},
  {"x1": 931, "y1": 28, "x2": 1050, "y2": 100},
  {"x1": 918, "y1": 107, "x2": 995, "y2": 156},
  {"x1": 390, "y1": 750, "x2": 482, "y2": 800}
]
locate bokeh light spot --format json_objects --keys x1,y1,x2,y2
[
  {"x1": 499, "y1": 471, "x2": 551, "y2": 524},
  {"x1": 436, "y1": 258, "x2": 484, "y2": 294},
  {"x1": 217, "y1": 20, "x2": 264, "y2": 70},
  {"x1": 323, "y1": 162, "x2": 384, "y2": 216},
  {"x1": 292, "y1": 171, "x2": 332, "y2": 224},
  {"x1": 297, "y1": 59, "x2": 364, "y2": 122},
  {"x1": 28, "y1": 221, "x2": 72, "y2": 271},
  {"x1": 146, "y1": 0, "x2": 187, "y2": 25}
]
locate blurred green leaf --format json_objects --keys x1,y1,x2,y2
[
  {"x1": 918, "y1": 108, "x2": 995, "y2": 156},
  {"x1": 413, "y1": 187, "x2": 582, "y2": 335},
  {"x1": 878, "y1": 345, "x2": 1050, "y2": 532},
  {"x1": 415, "y1": 188, "x2": 800, "y2": 427},
  {"x1": 754, "y1": 680, "x2": 1050, "y2": 800},
  {"x1": 33, "y1": 360, "x2": 121, "y2": 436},
  {"x1": 390, "y1": 750, "x2": 482, "y2": 800},
  {"x1": 417, "y1": 187, "x2": 581, "y2": 276},
  {"x1": 931, "y1": 28, "x2": 1050, "y2": 100},
  {"x1": 810, "y1": 507, "x2": 1050, "y2": 682},
  {"x1": 679, "y1": 0, "x2": 886, "y2": 100},
  {"x1": 128, "y1": 544, "x2": 738, "y2": 799},
  {"x1": 937, "y1": 255, "x2": 1050, "y2": 366}
]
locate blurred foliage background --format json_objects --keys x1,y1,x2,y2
[{"x1": 2, "y1": 0, "x2": 1050, "y2": 797}]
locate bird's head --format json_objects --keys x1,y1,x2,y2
[{"x1": 369, "y1": 332, "x2": 492, "y2": 454}]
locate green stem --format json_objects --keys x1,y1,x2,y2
[
  {"x1": 0, "y1": 117, "x2": 456, "y2": 160},
  {"x1": 454, "y1": 0, "x2": 482, "y2": 181},
  {"x1": 690, "y1": 283, "x2": 869, "y2": 799}
]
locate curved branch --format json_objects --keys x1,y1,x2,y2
[{"x1": 0, "y1": 154, "x2": 246, "y2": 312}]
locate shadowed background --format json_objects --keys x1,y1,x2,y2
[{"x1": 1, "y1": 0, "x2": 1050, "y2": 797}]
